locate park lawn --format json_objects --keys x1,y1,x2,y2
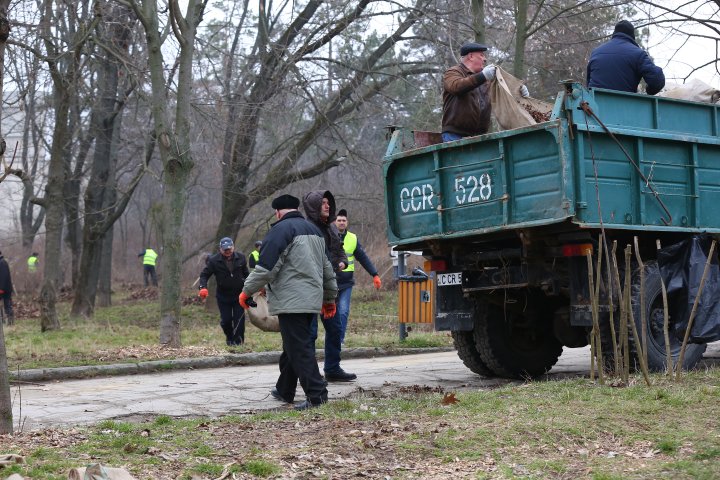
[
  {"x1": 1, "y1": 368, "x2": 719, "y2": 479},
  {"x1": 2, "y1": 287, "x2": 451, "y2": 370}
]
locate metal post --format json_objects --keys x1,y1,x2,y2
[{"x1": 397, "y1": 252, "x2": 408, "y2": 342}]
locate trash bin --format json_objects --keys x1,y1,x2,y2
[{"x1": 398, "y1": 274, "x2": 434, "y2": 324}]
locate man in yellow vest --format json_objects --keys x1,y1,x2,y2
[
  {"x1": 27, "y1": 252, "x2": 39, "y2": 274},
  {"x1": 334, "y1": 209, "x2": 382, "y2": 345},
  {"x1": 138, "y1": 248, "x2": 159, "y2": 287},
  {"x1": 248, "y1": 241, "x2": 262, "y2": 269}
]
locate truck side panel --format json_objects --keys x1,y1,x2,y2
[{"x1": 384, "y1": 122, "x2": 573, "y2": 244}]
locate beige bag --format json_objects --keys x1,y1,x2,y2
[
  {"x1": 246, "y1": 291, "x2": 280, "y2": 332},
  {"x1": 490, "y1": 66, "x2": 553, "y2": 130},
  {"x1": 68, "y1": 463, "x2": 136, "y2": 480},
  {"x1": 658, "y1": 79, "x2": 720, "y2": 103}
]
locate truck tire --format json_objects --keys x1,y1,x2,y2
[
  {"x1": 473, "y1": 300, "x2": 563, "y2": 378},
  {"x1": 632, "y1": 261, "x2": 706, "y2": 371},
  {"x1": 451, "y1": 331, "x2": 494, "y2": 376}
]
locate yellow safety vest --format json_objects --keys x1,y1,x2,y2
[
  {"x1": 251, "y1": 250, "x2": 260, "y2": 262},
  {"x1": 27, "y1": 256, "x2": 38, "y2": 273},
  {"x1": 342, "y1": 232, "x2": 357, "y2": 272},
  {"x1": 143, "y1": 249, "x2": 158, "y2": 266}
]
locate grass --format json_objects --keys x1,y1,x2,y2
[
  {"x1": 3, "y1": 288, "x2": 450, "y2": 370},
  {"x1": 3, "y1": 368, "x2": 719, "y2": 479}
]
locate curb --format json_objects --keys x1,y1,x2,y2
[{"x1": 9, "y1": 346, "x2": 456, "y2": 383}]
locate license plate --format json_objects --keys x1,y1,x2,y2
[{"x1": 437, "y1": 272, "x2": 462, "y2": 286}]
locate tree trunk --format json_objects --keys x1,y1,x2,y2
[
  {"x1": 471, "y1": 0, "x2": 485, "y2": 43},
  {"x1": 513, "y1": 0, "x2": 528, "y2": 78},
  {"x1": 97, "y1": 227, "x2": 113, "y2": 307},
  {"x1": 0, "y1": 0, "x2": 14, "y2": 435}
]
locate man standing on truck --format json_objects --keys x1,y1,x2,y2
[
  {"x1": 587, "y1": 20, "x2": 665, "y2": 95},
  {"x1": 333, "y1": 209, "x2": 382, "y2": 344}
]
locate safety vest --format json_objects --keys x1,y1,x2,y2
[
  {"x1": 143, "y1": 249, "x2": 158, "y2": 266},
  {"x1": 27, "y1": 256, "x2": 38, "y2": 273},
  {"x1": 251, "y1": 250, "x2": 260, "y2": 262},
  {"x1": 342, "y1": 232, "x2": 357, "y2": 272}
]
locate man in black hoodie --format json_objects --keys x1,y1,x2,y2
[
  {"x1": 302, "y1": 190, "x2": 356, "y2": 381},
  {"x1": 0, "y1": 251, "x2": 14, "y2": 325},
  {"x1": 198, "y1": 237, "x2": 250, "y2": 346}
]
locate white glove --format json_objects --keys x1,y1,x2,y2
[
  {"x1": 481, "y1": 65, "x2": 496, "y2": 82},
  {"x1": 519, "y1": 85, "x2": 530, "y2": 98}
]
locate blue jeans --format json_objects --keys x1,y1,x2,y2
[
  {"x1": 310, "y1": 312, "x2": 343, "y2": 373},
  {"x1": 336, "y1": 287, "x2": 353, "y2": 344},
  {"x1": 441, "y1": 132, "x2": 463, "y2": 142}
]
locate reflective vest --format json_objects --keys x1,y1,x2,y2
[
  {"x1": 342, "y1": 232, "x2": 357, "y2": 272},
  {"x1": 143, "y1": 249, "x2": 158, "y2": 266},
  {"x1": 251, "y1": 250, "x2": 260, "y2": 262},
  {"x1": 27, "y1": 256, "x2": 39, "y2": 273}
]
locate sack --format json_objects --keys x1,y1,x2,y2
[
  {"x1": 657, "y1": 79, "x2": 720, "y2": 104},
  {"x1": 489, "y1": 66, "x2": 553, "y2": 130},
  {"x1": 246, "y1": 291, "x2": 280, "y2": 332}
]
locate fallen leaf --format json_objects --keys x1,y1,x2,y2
[{"x1": 441, "y1": 392, "x2": 459, "y2": 405}]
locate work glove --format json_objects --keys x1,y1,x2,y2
[
  {"x1": 373, "y1": 275, "x2": 382, "y2": 290},
  {"x1": 519, "y1": 85, "x2": 530, "y2": 98},
  {"x1": 480, "y1": 65, "x2": 496, "y2": 82},
  {"x1": 239, "y1": 292, "x2": 257, "y2": 309},
  {"x1": 0, "y1": 290, "x2": 4, "y2": 295},
  {"x1": 321, "y1": 303, "x2": 337, "y2": 319},
  {"x1": 198, "y1": 288, "x2": 208, "y2": 300}
]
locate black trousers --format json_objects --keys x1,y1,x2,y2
[
  {"x1": 0, "y1": 292, "x2": 13, "y2": 324},
  {"x1": 217, "y1": 292, "x2": 245, "y2": 345},
  {"x1": 143, "y1": 265, "x2": 158, "y2": 286},
  {"x1": 276, "y1": 312, "x2": 328, "y2": 404}
]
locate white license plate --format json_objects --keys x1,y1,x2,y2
[{"x1": 437, "y1": 272, "x2": 463, "y2": 286}]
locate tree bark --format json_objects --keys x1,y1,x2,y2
[
  {"x1": 514, "y1": 0, "x2": 528, "y2": 78},
  {"x1": 471, "y1": 0, "x2": 485, "y2": 43},
  {"x1": 0, "y1": 0, "x2": 14, "y2": 435}
]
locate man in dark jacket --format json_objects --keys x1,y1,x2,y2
[
  {"x1": 198, "y1": 237, "x2": 249, "y2": 346},
  {"x1": 441, "y1": 42, "x2": 497, "y2": 142},
  {"x1": 302, "y1": 190, "x2": 355, "y2": 382},
  {"x1": 587, "y1": 20, "x2": 665, "y2": 95},
  {"x1": 0, "y1": 251, "x2": 14, "y2": 325},
  {"x1": 239, "y1": 194, "x2": 337, "y2": 410},
  {"x1": 334, "y1": 209, "x2": 382, "y2": 344}
]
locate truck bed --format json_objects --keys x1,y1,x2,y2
[{"x1": 384, "y1": 83, "x2": 720, "y2": 249}]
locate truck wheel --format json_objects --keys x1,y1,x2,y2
[
  {"x1": 632, "y1": 261, "x2": 706, "y2": 371},
  {"x1": 451, "y1": 331, "x2": 494, "y2": 376},
  {"x1": 473, "y1": 301, "x2": 563, "y2": 378}
]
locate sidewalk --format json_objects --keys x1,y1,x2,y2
[{"x1": 9, "y1": 346, "x2": 455, "y2": 383}]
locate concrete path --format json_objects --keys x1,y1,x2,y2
[{"x1": 12, "y1": 343, "x2": 720, "y2": 431}]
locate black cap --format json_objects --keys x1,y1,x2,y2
[
  {"x1": 271, "y1": 194, "x2": 300, "y2": 210},
  {"x1": 337, "y1": 209, "x2": 347, "y2": 217},
  {"x1": 614, "y1": 20, "x2": 635, "y2": 38},
  {"x1": 219, "y1": 237, "x2": 234, "y2": 250},
  {"x1": 254, "y1": 241, "x2": 262, "y2": 247},
  {"x1": 460, "y1": 42, "x2": 488, "y2": 56}
]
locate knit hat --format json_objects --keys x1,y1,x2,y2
[
  {"x1": 337, "y1": 209, "x2": 348, "y2": 217},
  {"x1": 271, "y1": 194, "x2": 300, "y2": 210},
  {"x1": 614, "y1": 20, "x2": 635, "y2": 38}
]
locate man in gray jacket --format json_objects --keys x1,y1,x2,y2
[{"x1": 240, "y1": 194, "x2": 338, "y2": 410}]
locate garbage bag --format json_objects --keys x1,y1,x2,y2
[
  {"x1": 657, "y1": 78, "x2": 720, "y2": 104},
  {"x1": 658, "y1": 234, "x2": 720, "y2": 343},
  {"x1": 246, "y1": 291, "x2": 280, "y2": 332}
]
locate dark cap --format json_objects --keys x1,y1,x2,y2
[
  {"x1": 271, "y1": 194, "x2": 300, "y2": 210},
  {"x1": 460, "y1": 42, "x2": 488, "y2": 56},
  {"x1": 337, "y1": 209, "x2": 347, "y2": 217},
  {"x1": 219, "y1": 237, "x2": 234, "y2": 250},
  {"x1": 254, "y1": 241, "x2": 262, "y2": 248},
  {"x1": 613, "y1": 20, "x2": 635, "y2": 38}
]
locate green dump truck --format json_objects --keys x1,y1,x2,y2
[{"x1": 383, "y1": 82, "x2": 720, "y2": 378}]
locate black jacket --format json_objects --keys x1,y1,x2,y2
[
  {"x1": 199, "y1": 251, "x2": 249, "y2": 297},
  {"x1": 335, "y1": 231, "x2": 378, "y2": 291},
  {"x1": 302, "y1": 190, "x2": 348, "y2": 272},
  {"x1": 0, "y1": 256, "x2": 13, "y2": 294}
]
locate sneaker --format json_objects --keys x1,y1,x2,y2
[
  {"x1": 324, "y1": 369, "x2": 357, "y2": 382},
  {"x1": 270, "y1": 388, "x2": 293, "y2": 403},
  {"x1": 294, "y1": 399, "x2": 325, "y2": 411}
]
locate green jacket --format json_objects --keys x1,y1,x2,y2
[{"x1": 243, "y1": 211, "x2": 337, "y2": 315}]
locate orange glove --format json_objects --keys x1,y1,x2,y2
[
  {"x1": 322, "y1": 303, "x2": 336, "y2": 319},
  {"x1": 198, "y1": 288, "x2": 208, "y2": 300},
  {"x1": 373, "y1": 275, "x2": 382, "y2": 290},
  {"x1": 239, "y1": 292, "x2": 251, "y2": 309}
]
